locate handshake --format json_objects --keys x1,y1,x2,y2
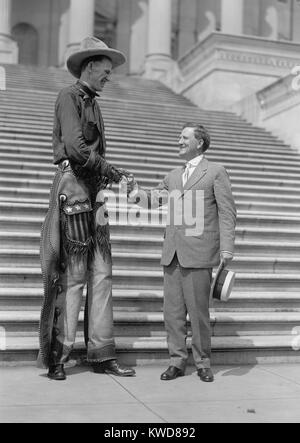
[{"x1": 118, "y1": 168, "x2": 139, "y2": 200}]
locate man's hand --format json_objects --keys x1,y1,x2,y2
[
  {"x1": 119, "y1": 171, "x2": 138, "y2": 197},
  {"x1": 220, "y1": 251, "x2": 234, "y2": 268}
]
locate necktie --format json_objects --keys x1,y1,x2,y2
[{"x1": 183, "y1": 163, "x2": 192, "y2": 186}]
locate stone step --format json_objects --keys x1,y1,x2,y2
[
  {"x1": 0, "y1": 248, "x2": 299, "y2": 273},
  {"x1": 1, "y1": 310, "x2": 300, "y2": 338},
  {"x1": 2, "y1": 174, "x2": 300, "y2": 194},
  {"x1": 0, "y1": 118, "x2": 289, "y2": 152},
  {"x1": 1, "y1": 155, "x2": 300, "y2": 177},
  {"x1": 1, "y1": 214, "x2": 299, "y2": 242},
  {"x1": 0, "y1": 95, "x2": 266, "y2": 120},
  {"x1": 0, "y1": 107, "x2": 281, "y2": 131},
  {"x1": 3, "y1": 198, "x2": 300, "y2": 224},
  {"x1": 1, "y1": 334, "x2": 300, "y2": 365},
  {"x1": 0, "y1": 145, "x2": 299, "y2": 173},
  {"x1": 1, "y1": 231, "x2": 299, "y2": 258},
  {"x1": 0, "y1": 200, "x2": 299, "y2": 224},
  {"x1": 0, "y1": 139, "x2": 294, "y2": 162},
  {"x1": 0, "y1": 113, "x2": 268, "y2": 141},
  {"x1": 0, "y1": 267, "x2": 299, "y2": 290},
  {"x1": 1, "y1": 182, "x2": 299, "y2": 202},
  {"x1": 0, "y1": 118, "x2": 289, "y2": 147},
  {"x1": 1, "y1": 198, "x2": 300, "y2": 221},
  {"x1": 1, "y1": 287, "x2": 300, "y2": 313},
  {"x1": 0, "y1": 120, "x2": 287, "y2": 154},
  {"x1": 1, "y1": 286, "x2": 300, "y2": 312},
  {"x1": 1, "y1": 166, "x2": 300, "y2": 183},
  {"x1": 3, "y1": 79, "x2": 193, "y2": 105},
  {"x1": 0, "y1": 102, "x2": 259, "y2": 126},
  {"x1": 0, "y1": 124, "x2": 289, "y2": 154},
  {"x1": 0, "y1": 234, "x2": 299, "y2": 258},
  {"x1": 0, "y1": 140, "x2": 292, "y2": 168}
]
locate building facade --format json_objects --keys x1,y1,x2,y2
[
  {"x1": 2, "y1": 0, "x2": 300, "y2": 147},
  {"x1": 1, "y1": 0, "x2": 300, "y2": 72}
]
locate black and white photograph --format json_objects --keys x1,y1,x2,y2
[{"x1": 0, "y1": 0, "x2": 300, "y2": 426}]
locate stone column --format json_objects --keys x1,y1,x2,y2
[
  {"x1": 65, "y1": 0, "x2": 95, "y2": 63},
  {"x1": 178, "y1": 0, "x2": 197, "y2": 57},
  {"x1": 221, "y1": 0, "x2": 244, "y2": 34},
  {"x1": 144, "y1": 0, "x2": 173, "y2": 79},
  {"x1": 130, "y1": 0, "x2": 149, "y2": 74},
  {"x1": 116, "y1": 0, "x2": 131, "y2": 74},
  {"x1": 0, "y1": 0, "x2": 18, "y2": 64}
]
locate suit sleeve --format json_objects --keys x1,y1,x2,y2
[
  {"x1": 56, "y1": 90, "x2": 122, "y2": 182},
  {"x1": 134, "y1": 175, "x2": 169, "y2": 209},
  {"x1": 214, "y1": 166, "x2": 237, "y2": 254}
]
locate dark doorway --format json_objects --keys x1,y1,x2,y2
[{"x1": 12, "y1": 23, "x2": 39, "y2": 66}]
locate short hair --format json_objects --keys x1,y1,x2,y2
[
  {"x1": 80, "y1": 55, "x2": 112, "y2": 74},
  {"x1": 183, "y1": 123, "x2": 211, "y2": 152}
]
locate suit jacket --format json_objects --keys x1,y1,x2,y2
[{"x1": 147, "y1": 157, "x2": 237, "y2": 268}]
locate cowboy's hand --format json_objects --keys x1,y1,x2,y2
[
  {"x1": 118, "y1": 168, "x2": 132, "y2": 180},
  {"x1": 220, "y1": 251, "x2": 234, "y2": 268},
  {"x1": 119, "y1": 173, "x2": 137, "y2": 196},
  {"x1": 128, "y1": 182, "x2": 140, "y2": 203},
  {"x1": 126, "y1": 174, "x2": 137, "y2": 194}
]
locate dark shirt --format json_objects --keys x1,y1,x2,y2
[{"x1": 52, "y1": 81, "x2": 119, "y2": 181}]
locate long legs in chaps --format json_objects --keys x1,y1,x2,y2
[{"x1": 49, "y1": 198, "x2": 94, "y2": 365}]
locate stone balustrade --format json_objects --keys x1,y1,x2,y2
[{"x1": 174, "y1": 32, "x2": 300, "y2": 111}]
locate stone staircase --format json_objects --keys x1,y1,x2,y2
[{"x1": 0, "y1": 64, "x2": 300, "y2": 366}]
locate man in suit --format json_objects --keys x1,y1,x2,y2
[{"x1": 129, "y1": 123, "x2": 236, "y2": 382}]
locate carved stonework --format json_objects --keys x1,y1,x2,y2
[
  {"x1": 217, "y1": 49, "x2": 298, "y2": 70},
  {"x1": 265, "y1": 6, "x2": 279, "y2": 40},
  {"x1": 179, "y1": 33, "x2": 300, "y2": 76},
  {"x1": 174, "y1": 32, "x2": 300, "y2": 111}
]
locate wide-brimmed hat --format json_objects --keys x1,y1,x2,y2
[
  {"x1": 210, "y1": 261, "x2": 236, "y2": 302},
  {"x1": 67, "y1": 36, "x2": 126, "y2": 79}
]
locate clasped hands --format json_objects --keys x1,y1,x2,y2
[{"x1": 118, "y1": 169, "x2": 139, "y2": 198}]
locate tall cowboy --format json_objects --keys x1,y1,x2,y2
[{"x1": 38, "y1": 37, "x2": 136, "y2": 380}]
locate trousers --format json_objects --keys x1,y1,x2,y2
[
  {"x1": 163, "y1": 254, "x2": 212, "y2": 370},
  {"x1": 50, "y1": 246, "x2": 116, "y2": 365}
]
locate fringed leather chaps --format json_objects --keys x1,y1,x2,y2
[{"x1": 37, "y1": 163, "x2": 110, "y2": 368}]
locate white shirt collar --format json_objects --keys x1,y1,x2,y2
[{"x1": 186, "y1": 154, "x2": 204, "y2": 168}]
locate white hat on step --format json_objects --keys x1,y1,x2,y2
[{"x1": 67, "y1": 36, "x2": 126, "y2": 79}]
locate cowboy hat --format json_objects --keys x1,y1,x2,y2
[
  {"x1": 210, "y1": 260, "x2": 236, "y2": 302},
  {"x1": 67, "y1": 36, "x2": 126, "y2": 79}
]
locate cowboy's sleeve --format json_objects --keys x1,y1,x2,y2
[{"x1": 56, "y1": 90, "x2": 122, "y2": 182}]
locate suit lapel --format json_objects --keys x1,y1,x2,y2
[{"x1": 184, "y1": 157, "x2": 208, "y2": 191}]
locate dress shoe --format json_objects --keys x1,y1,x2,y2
[
  {"x1": 92, "y1": 360, "x2": 136, "y2": 377},
  {"x1": 47, "y1": 364, "x2": 66, "y2": 381},
  {"x1": 161, "y1": 366, "x2": 185, "y2": 381},
  {"x1": 198, "y1": 368, "x2": 214, "y2": 383}
]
